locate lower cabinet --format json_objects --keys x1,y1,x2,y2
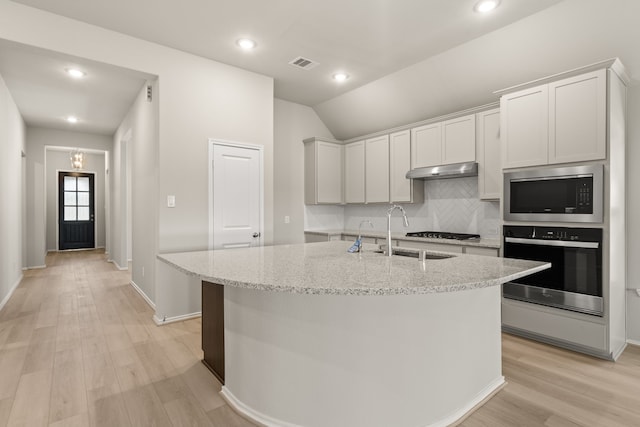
[{"x1": 202, "y1": 281, "x2": 225, "y2": 384}]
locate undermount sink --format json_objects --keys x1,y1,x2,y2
[{"x1": 374, "y1": 246, "x2": 454, "y2": 260}]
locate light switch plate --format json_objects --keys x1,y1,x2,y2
[{"x1": 167, "y1": 195, "x2": 176, "y2": 208}]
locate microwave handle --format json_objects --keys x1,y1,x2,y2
[{"x1": 505, "y1": 237, "x2": 599, "y2": 249}]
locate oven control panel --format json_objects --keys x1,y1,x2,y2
[{"x1": 503, "y1": 225, "x2": 602, "y2": 242}]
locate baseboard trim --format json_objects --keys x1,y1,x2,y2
[
  {"x1": 220, "y1": 387, "x2": 296, "y2": 427},
  {"x1": 108, "y1": 259, "x2": 128, "y2": 271},
  {"x1": 26, "y1": 265, "x2": 47, "y2": 270},
  {"x1": 0, "y1": 274, "x2": 24, "y2": 313},
  {"x1": 220, "y1": 377, "x2": 505, "y2": 427},
  {"x1": 627, "y1": 339, "x2": 640, "y2": 347},
  {"x1": 129, "y1": 280, "x2": 156, "y2": 310},
  {"x1": 153, "y1": 312, "x2": 201, "y2": 326}
]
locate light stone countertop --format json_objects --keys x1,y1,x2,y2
[
  {"x1": 157, "y1": 241, "x2": 548, "y2": 296},
  {"x1": 304, "y1": 229, "x2": 501, "y2": 249}
]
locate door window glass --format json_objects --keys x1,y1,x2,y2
[{"x1": 63, "y1": 175, "x2": 91, "y2": 222}]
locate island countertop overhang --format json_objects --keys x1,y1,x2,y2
[{"x1": 157, "y1": 241, "x2": 549, "y2": 296}]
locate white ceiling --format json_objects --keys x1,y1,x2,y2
[
  {"x1": 7, "y1": 0, "x2": 563, "y2": 109},
  {"x1": 0, "y1": 39, "x2": 153, "y2": 135}
]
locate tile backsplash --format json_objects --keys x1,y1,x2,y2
[{"x1": 306, "y1": 177, "x2": 500, "y2": 238}]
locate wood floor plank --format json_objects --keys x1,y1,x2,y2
[
  {"x1": 121, "y1": 385, "x2": 172, "y2": 427},
  {"x1": 164, "y1": 396, "x2": 213, "y2": 427},
  {"x1": 22, "y1": 326, "x2": 57, "y2": 374},
  {"x1": 49, "y1": 347, "x2": 88, "y2": 424},
  {"x1": 0, "y1": 347, "x2": 29, "y2": 400},
  {"x1": 0, "y1": 397, "x2": 13, "y2": 427},
  {"x1": 7, "y1": 369, "x2": 52, "y2": 427}
]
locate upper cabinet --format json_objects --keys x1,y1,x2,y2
[
  {"x1": 411, "y1": 114, "x2": 475, "y2": 169},
  {"x1": 304, "y1": 138, "x2": 343, "y2": 205},
  {"x1": 344, "y1": 141, "x2": 366, "y2": 203},
  {"x1": 548, "y1": 69, "x2": 607, "y2": 164},
  {"x1": 389, "y1": 130, "x2": 423, "y2": 203},
  {"x1": 476, "y1": 108, "x2": 501, "y2": 200},
  {"x1": 501, "y1": 68, "x2": 607, "y2": 169},
  {"x1": 365, "y1": 135, "x2": 390, "y2": 203}
]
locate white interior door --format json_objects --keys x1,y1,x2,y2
[{"x1": 211, "y1": 143, "x2": 262, "y2": 249}]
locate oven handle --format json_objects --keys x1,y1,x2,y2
[{"x1": 505, "y1": 237, "x2": 599, "y2": 249}]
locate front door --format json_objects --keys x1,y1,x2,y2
[
  {"x1": 59, "y1": 172, "x2": 95, "y2": 250},
  {"x1": 211, "y1": 143, "x2": 262, "y2": 249}
]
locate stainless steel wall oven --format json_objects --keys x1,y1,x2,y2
[{"x1": 503, "y1": 225, "x2": 603, "y2": 316}]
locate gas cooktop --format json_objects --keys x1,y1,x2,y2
[{"x1": 405, "y1": 231, "x2": 481, "y2": 240}]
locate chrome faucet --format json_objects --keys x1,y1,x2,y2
[
  {"x1": 386, "y1": 204, "x2": 409, "y2": 256},
  {"x1": 357, "y1": 220, "x2": 373, "y2": 252}
]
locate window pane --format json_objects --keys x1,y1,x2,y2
[
  {"x1": 77, "y1": 192, "x2": 89, "y2": 206},
  {"x1": 64, "y1": 207, "x2": 77, "y2": 221},
  {"x1": 78, "y1": 177, "x2": 89, "y2": 192},
  {"x1": 64, "y1": 192, "x2": 77, "y2": 206},
  {"x1": 64, "y1": 176, "x2": 76, "y2": 191},
  {"x1": 78, "y1": 207, "x2": 90, "y2": 221}
]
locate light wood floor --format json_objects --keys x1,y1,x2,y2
[{"x1": 1, "y1": 250, "x2": 639, "y2": 427}]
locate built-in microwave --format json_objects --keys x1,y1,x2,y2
[{"x1": 504, "y1": 164, "x2": 603, "y2": 223}]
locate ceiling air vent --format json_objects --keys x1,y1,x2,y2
[{"x1": 288, "y1": 56, "x2": 319, "y2": 70}]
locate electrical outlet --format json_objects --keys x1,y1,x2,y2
[
  {"x1": 142, "y1": 266, "x2": 145, "y2": 277},
  {"x1": 167, "y1": 195, "x2": 176, "y2": 208},
  {"x1": 636, "y1": 289, "x2": 640, "y2": 297},
  {"x1": 284, "y1": 216, "x2": 290, "y2": 224}
]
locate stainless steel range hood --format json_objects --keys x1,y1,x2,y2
[{"x1": 405, "y1": 162, "x2": 478, "y2": 180}]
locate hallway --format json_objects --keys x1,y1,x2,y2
[{"x1": 0, "y1": 250, "x2": 251, "y2": 426}]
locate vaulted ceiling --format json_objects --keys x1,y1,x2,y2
[{"x1": 0, "y1": 0, "x2": 563, "y2": 134}]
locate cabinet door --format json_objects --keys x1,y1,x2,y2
[
  {"x1": 411, "y1": 122, "x2": 441, "y2": 168},
  {"x1": 389, "y1": 130, "x2": 412, "y2": 202},
  {"x1": 442, "y1": 114, "x2": 476, "y2": 165},
  {"x1": 476, "y1": 109, "x2": 501, "y2": 200},
  {"x1": 316, "y1": 142, "x2": 343, "y2": 203},
  {"x1": 501, "y1": 85, "x2": 549, "y2": 168},
  {"x1": 549, "y1": 69, "x2": 607, "y2": 164},
  {"x1": 365, "y1": 135, "x2": 390, "y2": 203},
  {"x1": 344, "y1": 141, "x2": 366, "y2": 203}
]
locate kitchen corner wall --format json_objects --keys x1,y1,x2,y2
[
  {"x1": 625, "y1": 85, "x2": 640, "y2": 344},
  {"x1": 274, "y1": 98, "x2": 336, "y2": 244},
  {"x1": 342, "y1": 177, "x2": 500, "y2": 238}
]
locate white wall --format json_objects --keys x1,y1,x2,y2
[
  {"x1": 273, "y1": 98, "x2": 336, "y2": 244},
  {"x1": 626, "y1": 85, "x2": 640, "y2": 343},
  {"x1": 0, "y1": 72, "x2": 25, "y2": 310},
  {"x1": 25, "y1": 127, "x2": 111, "y2": 267},
  {"x1": 113, "y1": 79, "x2": 158, "y2": 303}
]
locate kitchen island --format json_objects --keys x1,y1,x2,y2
[{"x1": 158, "y1": 241, "x2": 549, "y2": 427}]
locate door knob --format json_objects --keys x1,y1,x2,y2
[{"x1": 252, "y1": 232, "x2": 261, "y2": 238}]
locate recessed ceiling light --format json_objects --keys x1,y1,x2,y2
[
  {"x1": 474, "y1": 0, "x2": 500, "y2": 13},
  {"x1": 236, "y1": 38, "x2": 257, "y2": 50},
  {"x1": 66, "y1": 68, "x2": 86, "y2": 78},
  {"x1": 66, "y1": 116, "x2": 78, "y2": 124},
  {"x1": 333, "y1": 73, "x2": 349, "y2": 82}
]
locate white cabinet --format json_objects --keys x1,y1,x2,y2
[
  {"x1": 344, "y1": 141, "x2": 365, "y2": 203},
  {"x1": 389, "y1": 130, "x2": 423, "y2": 203},
  {"x1": 365, "y1": 135, "x2": 390, "y2": 203},
  {"x1": 304, "y1": 138, "x2": 343, "y2": 205},
  {"x1": 411, "y1": 114, "x2": 475, "y2": 169},
  {"x1": 501, "y1": 68, "x2": 607, "y2": 169},
  {"x1": 501, "y1": 85, "x2": 549, "y2": 169},
  {"x1": 549, "y1": 69, "x2": 607, "y2": 164},
  {"x1": 411, "y1": 122, "x2": 441, "y2": 168},
  {"x1": 442, "y1": 114, "x2": 476, "y2": 164},
  {"x1": 476, "y1": 108, "x2": 501, "y2": 200}
]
